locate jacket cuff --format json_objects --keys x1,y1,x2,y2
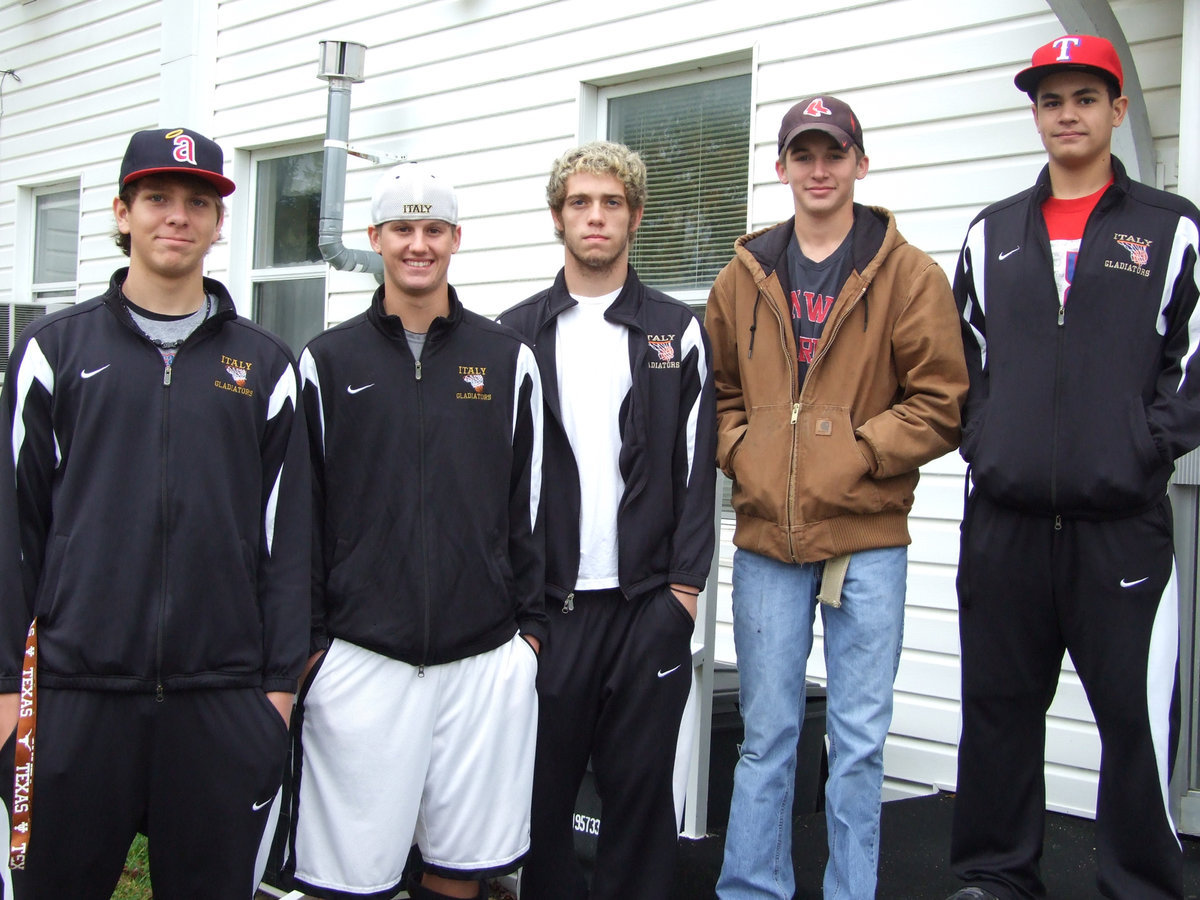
[
  {"x1": 518, "y1": 619, "x2": 548, "y2": 651},
  {"x1": 309, "y1": 631, "x2": 330, "y2": 657},
  {"x1": 668, "y1": 573, "x2": 706, "y2": 592},
  {"x1": 262, "y1": 676, "x2": 299, "y2": 693}
]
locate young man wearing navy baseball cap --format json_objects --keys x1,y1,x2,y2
[
  {"x1": 0, "y1": 127, "x2": 310, "y2": 897},
  {"x1": 281, "y1": 163, "x2": 545, "y2": 900},
  {"x1": 948, "y1": 34, "x2": 1200, "y2": 900},
  {"x1": 706, "y1": 96, "x2": 967, "y2": 899}
]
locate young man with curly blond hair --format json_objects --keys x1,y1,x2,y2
[{"x1": 499, "y1": 141, "x2": 716, "y2": 900}]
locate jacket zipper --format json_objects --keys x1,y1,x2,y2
[
  {"x1": 157, "y1": 353, "x2": 174, "y2": 701},
  {"x1": 763, "y1": 280, "x2": 868, "y2": 562},
  {"x1": 1050, "y1": 291, "x2": 1067, "y2": 520},
  {"x1": 158, "y1": 355, "x2": 170, "y2": 700},
  {"x1": 415, "y1": 356, "x2": 429, "y2": 676},
  {"x1": 124, "y1": 300, "x2": 222, "y2": 701},
  {"x1": 534, "y1": 309, "x2": 588, "y2": 613},
  {"x1": 758, "y1": 286, "x2": 801, "y2": 560}
]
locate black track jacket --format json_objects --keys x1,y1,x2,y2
[
  {"x1": 301, "y1": 286, "x2": 546, "y2": 665},
  {"x1": 498, "y1": 266, "x2": 716, "y2": 604},
  {"x1": 956, "y1": 158, "x2": 1200, "y2": 516},
  {"x1": 0, "y1": 269, "x2": 310, "y2": 695}
]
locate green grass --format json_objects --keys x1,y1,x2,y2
[{"x1": 112, "y1": 833, "x2": 152, "y2": 900}]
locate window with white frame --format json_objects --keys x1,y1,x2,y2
[
  {"x1": 251, "y1": 148, "x2": 326, "y2": 354},
  {"x1": 31, "y1": 186, "x2": 79, "y2": 300},
  {"x1": 601, "y1": 66, "x2": 751, "y2": 303},
  {"x1": 2, "y1": 183, "x2": 80, "y2": 375}
]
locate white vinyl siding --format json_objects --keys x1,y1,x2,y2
[
  {"x1": 0, "y1": 0, "x2": 165, "y2": 305},
  {"x1": 0, "y1": 0, "x2": 1190, "y2": 820}
]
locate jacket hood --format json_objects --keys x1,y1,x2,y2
[{"x1": 734, "y1": 204, "x2": 901, "y2": 289}]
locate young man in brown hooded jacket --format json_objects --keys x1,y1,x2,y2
[{"x1": 706, "y1": 95, "x2": 967, "y2": 900}]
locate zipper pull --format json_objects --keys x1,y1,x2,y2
[
  {"x1": 1058, "y1": 304, "x2": 1065, "y2": 327},
  {"x1": 415, "y1": 359, "x2": 422, "y2": 381},
  {"x1": 1054, "y1": 515, "x2": 1063, "y2": 532},
  {"x1": 562, "y1": 592, "x2": 575, "y2": 613},
  {"x1": 417, "y1": 664, "x2": 425, "y2": 678},
  {"x1": 156, "y1": 683, "x2": 164, "y2": 702},
  {"x1": 163, "y1": 364, "x2": 172, "y2": 386},
  {"x1": 791, "y1": 403, "x2": 800, "y2": 425}
]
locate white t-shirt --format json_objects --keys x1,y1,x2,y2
[{"x1": 555, "y1": 289, "x2": 631, "y2": 589}]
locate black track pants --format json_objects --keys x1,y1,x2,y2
[
  {"x1": 951, "y1": 493, "x2": 1182, "y2": 900},
  {"x1": 521, "y1": 586, "x2": 694, "y2": 900},
  {"x1": 0, "y1": 687, "x2": 290, "y2": 900}
]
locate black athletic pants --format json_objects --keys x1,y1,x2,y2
[
  {"x1": 521, "y1": 586, "x2": 694, "y2": 900},
  {"x1": 0, "y1": 686, "x2": 290, "y2": 900},
  {"x1": 951, "y1": 492, "x2": 1183, "y2": 899}
]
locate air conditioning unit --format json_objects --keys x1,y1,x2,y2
[{"x1": 0, "y1": 301, "x2": 70, "y2": 375}]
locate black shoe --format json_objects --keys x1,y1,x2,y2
[{"x1": 944, "y1": 889, "x2": 1000, "y2": 900}]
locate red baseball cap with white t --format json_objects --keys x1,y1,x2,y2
[{"x1": 1015, "y1": 34, "x2": 1124, "y2": 98}]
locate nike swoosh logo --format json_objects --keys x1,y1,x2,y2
[
  {"x1": 998, "y1": 247, "x2": 1020, "y2": 261},
  {"x1": 346, "y1": 383, "x2": 375, "y2": 395},
  {"x1": 657, "y1": 665, "x2": 681, "y2": 679},
  {"x1": 251, "y1": 798, "x2": 273, "y2": 812},
  {"x1": 1120, "y1": 577, "x2": 1149, "y2": 588},
  {"x1": 81, "y1": 365, "x2": 111, "y2": 379}
]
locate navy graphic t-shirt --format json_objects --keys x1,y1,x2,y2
[{"x1": 787, "y1": 230, "x2": 852, "y2": 385}]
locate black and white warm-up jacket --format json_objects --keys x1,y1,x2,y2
[
  {"x1": 0, "y1": 269, "x2": 310, "y2": 695},
  {"x1": 301, "y1": 285, "x2": 546, "y2": 666},
  {"x1": 956, "y1": 158, "x2": 1200, "y2": 517},
  {"x1": 498, "y1": 267, "x2": 716, "y2": 605}
]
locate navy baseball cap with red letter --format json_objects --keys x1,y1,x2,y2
[
  {"x1": 1014, "y1": 34, "x2": 1124, "y2": 99},
  {"x1": 777, "y1": 95, "x2": 865, "y2": 157},
  {"x1": 119, "y1": 128, "x2": 236, "y2": 196}
]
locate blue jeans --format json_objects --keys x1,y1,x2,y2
[{"x1": 715, "y1": 546, "x2": 907, "y2": 900}]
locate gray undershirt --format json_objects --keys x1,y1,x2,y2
[
  {"x1": 126, "y1": 294, "x2": 214, "y2": 365},
  {"x1": 405, "y1": 329, "x2": 427, "y2": 360}
]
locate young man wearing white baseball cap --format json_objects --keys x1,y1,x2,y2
[
  {"x1": 0, "y1": 127, "x2": 309, "y2": 897},
  {"x1": 281, "y1": 163, "x2": 546, "y2": 900},
  {"x1": 948, "y1": 34, "x2": 1200, "y2": 900}
]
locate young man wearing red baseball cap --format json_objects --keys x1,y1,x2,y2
[
  {"x1": 948, "y1": 35, "x2": 1200, "y2": 900},
  {"x1": 0, "y1": 127, "x2": 310, "y2": 898}
]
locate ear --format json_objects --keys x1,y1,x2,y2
[
  {"x1": 1111, "y1": 95, "x2": 1129, "y2": 128},
  {"x1": 856, "y1": 154, "x2": 870, "y2": 181},
  {"x1": 775, "y1": 157, "x2": 789, "y2": 184},
  {"x1": 211, "y1": 203, "x2": 224, "y2": 244},
  {"x1": 550, "y1": 206, "x2": 565, "y2": 235},
  {"x1": 629, "y1": 205, "x2": 645, "y2": 235},
  {"x1": 450, "y1": 225, "x2": 462, "y2": 254},
  {"x1": 113, "y1": 196, "x2": 132, "y2": 235},
  {"x1": 367, "y1": 224, "x2": 382, "y2": 253}
]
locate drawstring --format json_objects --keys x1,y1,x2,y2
[{"x1": 748, "y1": 292, "x2": 762, "y2": 358}]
